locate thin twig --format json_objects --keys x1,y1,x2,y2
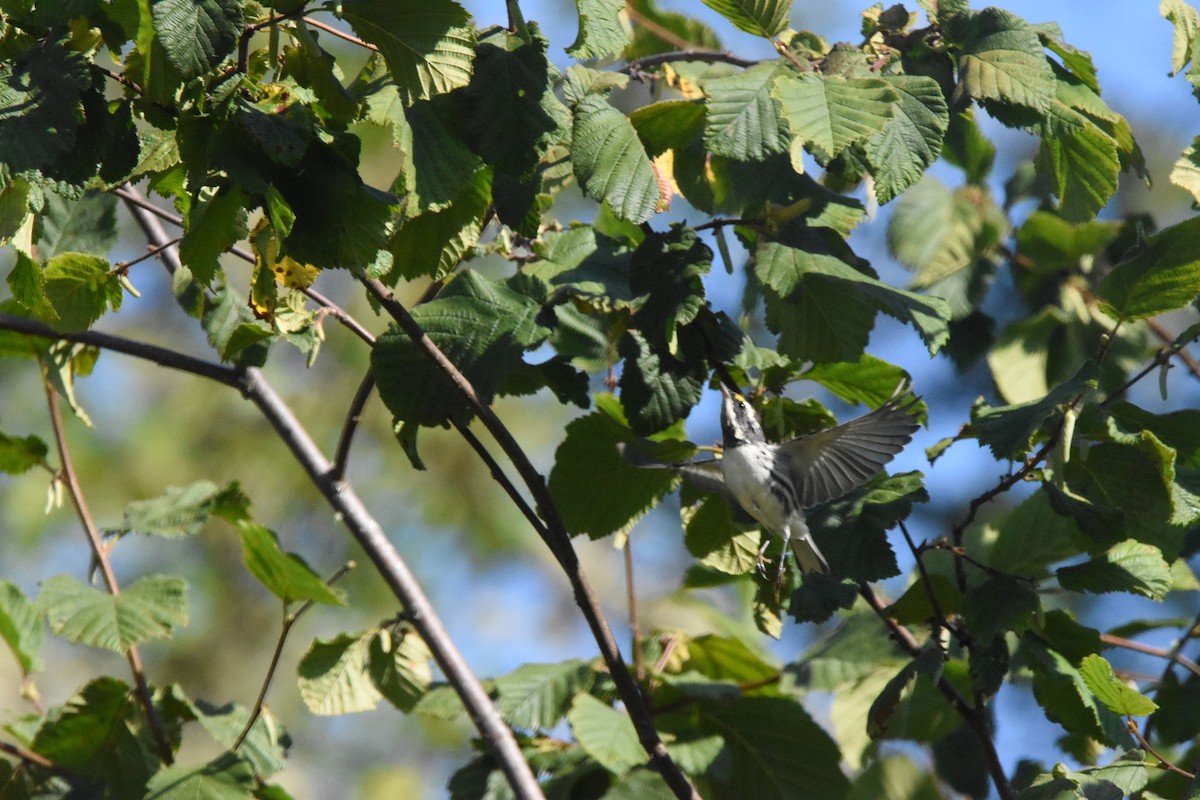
[
  {"x1": 451, "y1": 421, "x2": 546, "y2": 535},
  {"x1": 624, "y1": 537, "x2": 644, "y2": 683},
  {"x1": 1144, "y1": 609, "x2": 1200, "y2": 740},
  {"x1": 112, "y1": 197, "x2": 547, "y2": 799},
  {"x1": 1146, "y1": 318, "x2": 1200, "y2": 380},
  {"x1": 0, "y1": 739, "x2": 77, "y2": 779},
  {"x1": 233, "y1": 561, "x2": 356, "y2": 750},
  {"x1": 303, "y1": 16, "x2": 377, "y2": 51},
  {"x1": 622, "y1": 50, "x2": 758, "y2": 75},
  {"x1": 1127, "y1": 719, "x2": 1196, "y2": 779},
  {"x1": 1100, "y1": 631, "x2": 1200, "y2": 679},
  {"x1": 858, "y1": 583, "x2": 1015, "y2": 800},
  {"x1": 42, "y1": 380, "x2": 175, "y2": 766},
  {"x1": 625, "y1": 5, "x2": 693, "y2": 50},
  {"x1": 360, "y1": 278, "x2": 700, "y2": 800},
  {"x1": 332, "y1": 371, "x2": 377, "y2": 482},
  {"x1": 0, "y1": 317, "x2": 547, "y2": 800},
  {"x1": 898, "y1": 521, "x2": 950, "y2": 638},
  {"x1": 115, "y1": 185, "x2": 377, "y2": 346},
  {"x1": 113, "y1": 237, "x2": 182, "y2": 273}
]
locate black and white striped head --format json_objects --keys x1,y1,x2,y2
[{"x1": 719, "y1": 384, "x2": 765, "y2": 448}]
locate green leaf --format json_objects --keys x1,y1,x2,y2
[
  {"x1": 698, "y1": 696, "x2": 850, "y2": 800},
  {"x1": 371, "y1": 269, "x2": 547, "y2": 426},
  {"x1": 947, "y1": 8, "x2": 1055, "y2": 112},
  {"x1": 1162, "y1": 0, "x2": 1200, "y2": 77},
  {"x1": 1170, "y1": 136, "x2": 1200, "y2": 204},
  {"x1": 568, "y1": 694, "x2": 645, "y2": 774},
  {"x1": 618, "y1": 329, "x2": 705, "y2": 435},
  {"x1": 0, "y1": 37, "x2": 90, "y2": 175},
  {"x1": 1021, "y1": 634, "x2": 1130, "y2": 746},
  {"x1": 961, "y1": 574, "x2": 1039, "y2": 642},
  {"x1": 702, "y1": 62, "x2": 791, "y2": 160},
  {"x1": 1015, "y1": 210, "x2": 1122, "y2": 273},
  {"x1": 201, "y1": 287, "x2": 271, "y2": 365},
  {"x1": 0, "y1": 580, "x2": 43, "y2": 674},
  {"x1": 493, "y1": 660, "x2": 594, "y2": 731},
  {"x1": 31, "y1": 677, "x2": 158, "y2": 796},
  {"x1": 866, "y1": 648, "x2": 946, "y2": 740},
  {"x1": 986, "y1": 307, "x2": 1064, "y2": 404},
  {"x1": 461, "y1": 36, "x2": 563, "y2": 177},
  {"x1": 239, "y1": 523, "x2": 346, "y2": 606},
  {"x1": 941, "y1": 109, "x2": 996, "y2": 183},
  {"x1": 38, "y1": 574, "x2": 188, "y2": 654},
  {"x1": 0, "y1": 430, "x2": 48, "y2": 475},
  {"x1": 152, "y1": 0, "x2": 241, "y2": 79},
  {"x1": 121, "y1": 481, "x2": 225, "y2": 538},
  {"x1": 1079, "y1": 654, "x2": 1158, "y2": 717},
  {"x1": 1036, "y1": 96, "x2": 1120, "y2": 224},
  {"x1": 145, "y1": 753, "x2": 256, "y2": 800},
  {"x1": 887, "y1": 178, "x2": 1006, "y2": 291},
  {"x1": 971, "y1": 364, "x2": 1097, "y2": 460},
  {"x1": 1097, "y1": 216, "x2": 1200, "y2": 321},
  {"x1": 757, "y1": 232, "x2": 951, "y2": 357},
  {"x1": 37, "y1": 191, "x2": 119, "y2": 259},
  {"x1": 548, "y1": 393, "x2": 686, "y2": 537},
  {"x1": 568, "y1": 0, "x2": 628, "y2": 59},
  {"x1": 179, "y1": 185, "x2": 249, "y2": 286},
  {"x1": 601, "y1": 767, "x2": 676, "y2": 800},
  {"x1": 368, "y1": 628, "x2": 432, "y2": 713},
  {"x1": 684, "y1": 494, "x2": 762, "y2": 575},
  {"x1": 864, "y1": 75, "x2": 949, "y2": 205},
  {"x1": 389, "y1": 167, "x2": 491, "y2": 280},
  {"x1": 1057, "y1": 540, "x2": 1173, "y2": 601},
  {"x1": 341, "y1": 0, "x2": 475, "y2": 105},
  {"x1": 572, "y1": 94, "x2": 661, "y2": 223},
  {"x1": 624, "y1": 0, "x2": 722, "y2": 59},
  {"x1": 298, "y1": 632, "x2": 382, "y2": 715},
  {"x1": 988, "y1": 490, "x2": 1082, "y2": 574},
  {"x1": 700, "y1": 0, "x2": 791, "y2": 38},
  {"x1": 631, "y1": 100, "x2": 707, "y2": 158},
  {"x1": 177, "y1": 693, "x2": 290, "y2": 777},
  {"x1": 803, "y1": 354, "x2": 914, "y2": 408},
  {"x1": 42, "y1": 253, "x2": 121, "y2": 331},
  {"x1": 773, "y1": 73, "x2": 899, "y2": 165},
  {"x1": 396, "y1": 91, "x2": 484, "y2": 214}
]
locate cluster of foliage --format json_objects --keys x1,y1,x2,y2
[{"x1": 1, "y1": 0, "x2": 1200, "y2": 798}]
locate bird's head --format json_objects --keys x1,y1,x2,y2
[{"x1": 719, "y1": 383, "x2": 765, "y2": 448}]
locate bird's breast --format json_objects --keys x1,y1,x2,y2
[{"x1": 721, "y1": 446, "x2": 790, "y2": 533}]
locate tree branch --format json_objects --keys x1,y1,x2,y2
[
  {"x1": 1100, "y1": 630, "x2": 1200, "y2": 680},
  {"x1": 623, "y1": 50, "x2": 758, "y2": 75},
  {"x1": 360, "y1": 277, "x2": 700, "y2": 800},
  {"x1": 858, "y1": 583, "x2": 1015, "y2": 800},
  {"x1": 42, "y1": 379, "x2": 174, "y2": 766},
  {"x1": 331, "y1": 370, "x2": 377, "y2": 482}
]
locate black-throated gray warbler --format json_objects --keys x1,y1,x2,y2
[
  {"x1": 717, "y1": 383, "x2": 920, "y2": 579},
  {"x1": 622, "y1": 383, "x2": 921, "y2": 582}
]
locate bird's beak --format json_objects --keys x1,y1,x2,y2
[{"x1": 719, "y1": 383, "x2": 733, "y2": 399}]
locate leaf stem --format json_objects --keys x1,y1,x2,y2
[{"x1": 1126, "y1": 719, "x2": 1196, "y2": 779}]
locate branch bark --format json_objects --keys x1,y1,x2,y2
[{"x1": 361, "y1": 278, "x2": 701, "y2": 800}]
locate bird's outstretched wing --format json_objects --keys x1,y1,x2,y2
[{"x1": 775, "y1": 392, "x2": 921, "y2": 507}]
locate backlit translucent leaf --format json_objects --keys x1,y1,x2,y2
[
  {"x1": 1079, "y1": 654, "x2": 1158, "y2": 716},
  {"x1": 1162, "y1": 0, "x2": 1200, "y2": 76},
  {"x1": 42, "y1": 253, "x2": 122, "y2": 332},
  {"x1": 38, "y1": 574, "x2": 187, "y2": 654},
  {"x1": 1097, "y1": 216, "x2": 1200, "y2": 321},
  {"x1": 121, "y1": 481, "x2": 225, "y2": 538},
  {"x1": 1021, "y1": 635, "x2": 1129, "y2": 745},
  {"x1": 153, "y1": 0, "x2": 242, "y2": 79},
  {"x1": 0, "y1": 580, "x2": 43, "y2": 674},
  {"x1": 773, "y1": 73, "x2": 899, "y2": 164},
  {"x1": 572, "y1": 94, "x2": 661, "y2": 223},
  {"x1": 298, "y1": 632, "x2": 381, "y2": 715},
  {"x1": 568, "y1": 693, "x2": 645, "y2": 774},
  {"x1": 1057, "y1": 540, "x2": 1173, "y2": 601},
  {"x1": 1169, "y1": 136, "x2": 1200, "y2": 204},
  {"x1": 239, "y1": 523, "x2": 346, "y2": 606},
  {"x1": 701, "y1": 0, "x2": 791, "y2": 37},
  {"x1": 368, "y1": 628, "x2": 431, "y2": 713},
  {"x1": 341, "y1": 0, "x2": 475, "y2": 105},
  {"x1": 1036, "y1": 100, "x2": 1119, "y2": 224}
]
